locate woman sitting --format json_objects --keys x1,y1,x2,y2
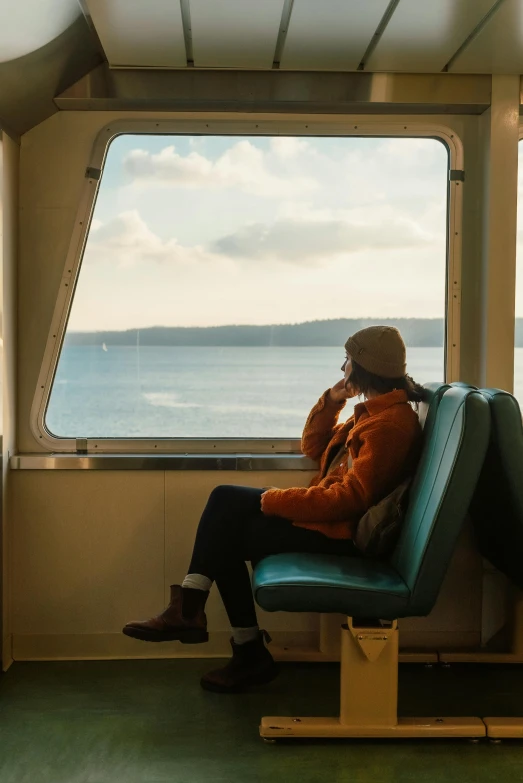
[{"x1": 123, "y1": 325, "x2": 423, "y2": 693}]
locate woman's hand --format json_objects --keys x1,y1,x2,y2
[{"x1": 328, "y1": 379, "x2": 357, "y2": 404}]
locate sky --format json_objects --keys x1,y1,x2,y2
[{"x1": 67, "y1": 133, "x2": 450, "y2": 332}]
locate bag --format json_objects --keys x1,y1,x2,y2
[
  {"x1": 354, "y1": 478, "x2": 411, "y2": 559},
  {"x1": 325, "y1": 443, "x2": 350, "y2": 476}
]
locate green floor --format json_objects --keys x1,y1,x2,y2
[{"x1": 1, "y1": 660, "x2": 523, "y2": 783}]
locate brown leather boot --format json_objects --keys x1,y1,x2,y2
[
  {"x1": 122, "y1": 585, "x2": 208, "y2": 644},
  {"x1": 200, "y1": 630, "x2": 279, "y2": 693}
]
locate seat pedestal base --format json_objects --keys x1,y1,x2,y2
[
  {"x1": 260, "y1": 716, "x2": 486, "y2": 739},
  {"x1": 484, "y1": 718, "x2": 523, "y2": 738},
  {"x1": 260, "y1": 619, "x2": 486, "y2": 741}
]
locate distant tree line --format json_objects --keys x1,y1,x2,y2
[{"x1": 66, "y1": 318, "x2": 448, "y2": 347}]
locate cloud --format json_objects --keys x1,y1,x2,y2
[
  {"x1": 270, "y1": 137, "x2": 310, "y2": 158},
  {"x1": 68, "y1": 136, "x2": 450, "y2": 331},
  {"x1": 211, "y1": 213, "x2": 432, "y2": 266},
  {"x1": 83, "y1": 200, "x2": 434, "y2": 278},
  {"x1": 84, "y1": 211, "x2": 211, "y2": 268},
  {"x1": 123, "y1": 140, "x2": 316, "y2": 197}
]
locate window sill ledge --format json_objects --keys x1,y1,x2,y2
[{"x1": 10, "y1": 454, "x2": 319, "y2": 471}]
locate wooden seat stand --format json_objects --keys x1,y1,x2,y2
[{"x1": 261, "y1": 618, "x2": 485, "y2": 740}]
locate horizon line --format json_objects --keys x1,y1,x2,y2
[{"x1": 67, "y1": 316, "x2": 446, "y2": 334}]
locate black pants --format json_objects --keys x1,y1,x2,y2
[{"x1": 188, "y1": 485, "x2": 357, "y2": 628}]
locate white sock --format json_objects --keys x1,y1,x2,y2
[
  {"x1": 232, "y1": 625, "x2": 260, "y2": 645},
  {"x1": 182, "y1": 573, "x2": 212, "y2": 592}
]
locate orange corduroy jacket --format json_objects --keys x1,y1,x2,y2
[{"x1": 261, "y1": 388, "x2": 422, "y2": 540}]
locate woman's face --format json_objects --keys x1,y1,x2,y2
[{"x1": 341, "y1": 353, "x2": 355, "y2": 393}]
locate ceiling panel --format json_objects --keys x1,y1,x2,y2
[
  {"x1": 449, "y1": 0, "x2": 523, "y2": 73},
  {"x1": 280, "y1": 0, "x2": 390, "y2": 71},
  {"x1": 190, "y1": 0, "x2": 284, "y2": 68},
  {"x1": 86, "y1": 0, "x2": 186, "y2": 68},
  {"x1": 367, "y1": 0, "x2": 497, "y2": 73}
]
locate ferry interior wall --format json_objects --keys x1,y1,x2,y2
[{"x1": 4, "y1": 1, "x2": 523, "y2": 781}]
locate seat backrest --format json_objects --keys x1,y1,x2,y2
[
  {"x1": 390, "y1": 386, "x2": 490, "y2": 615},
  {"x1": 418, "y1": 382, "x2": 450, "y2": 433},
  {"x1": 469, "y1": 389, "x2": 523, "y2": 590}
]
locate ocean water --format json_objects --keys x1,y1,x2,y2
[{"x1": 46, "y1": 345, "x2": 447, "y2": 439}]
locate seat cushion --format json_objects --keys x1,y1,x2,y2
[{"x1": 253, "y1": 553, "x2": 410, "y2": 619}]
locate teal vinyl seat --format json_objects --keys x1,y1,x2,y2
[
  {"x1": 469, "y1": 388, "x2": 523, "y2": 591},
  {"x1": 418, "y1": 381, "x2": 450, "y2": 431},
  {"x1": 253, "y1": 385, "x2": 490, "y2": 621}
]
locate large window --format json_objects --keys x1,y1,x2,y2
[{"x1": 45, "y1": 133, "x2": 449, "y2": 441}]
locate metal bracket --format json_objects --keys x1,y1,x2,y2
[
  {"x1": 348, "y1": 619, "x2": 396, "y2": 662},
  {"x1": 85, "y1": 167, "x2": 101, "y2": 181},
  {"x1": 352, "y1": 631, "x2": 392, "y2": 662},
  {"x1": 75, "y1": 438, "x2": 88, "y2": 454},
  {"x1": 449, "y1": 169, "x2": 465, "y2": 182}
]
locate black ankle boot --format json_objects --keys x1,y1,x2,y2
[
  {"x1": 200, "y1": 630, "x2": 279, "y2": 693},
  {"x1": 181, "y1": 587, "x2": 208, "y2": 619},
  {"x1": 122, "y1": 585, "x2": 209, "y2": 644}
]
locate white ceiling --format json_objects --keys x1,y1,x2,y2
[
  {"x1": 190, "y1": 0, "x2": 284, "y2": 68},
  {"x1": 365, "y1": 0, "x2": 498, "y2": 73},
  {"x1": 280, "y1": 0, "x2": 390, "y2": 71},
  {"x1": 3, "y1": 0, "x2": 523, "y2": 75},
  {"x1": 87, "y1": 0, "x2": 186, "y2": 67},
  {"x1": 449, "y1": 0, "x2": 523, "y2": 73}
]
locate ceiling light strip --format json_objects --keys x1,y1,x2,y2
[
  {"x1": 357, "y1": 0, "x2": 401, "y2": 71},
  {"x1": 272, "y1": 0, "x2": 295, "y2": 70},
  {"x1": 180, "y1": 0, "x2": 194, "y2": 67}
]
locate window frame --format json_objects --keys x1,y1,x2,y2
[
  {"x1": 514, "y1": 131, "x2": 523, "y2": 397},
  {"x1": 31, "y1": 118, "x2": 463, "y2": 453}
]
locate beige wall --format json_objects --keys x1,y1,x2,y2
[
  {"x1": 11, "y1": 469, "x2": 322, "y2": 659},
  {"x1": 10, "y1": 467, "x2": 483, "y2": 660},
  {"x1": 10, "y1": 109, "x2": 508, "y2": 660},
  {"x1": 479, "y1": 76, "x2": 520, "y2": 391},
  {"x1": 1, "y1": 131, "x2": 19, "y2": 668}
]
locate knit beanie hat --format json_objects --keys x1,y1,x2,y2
[{"x1": 345, "y1": 326, "x2": 406, "y2": 379}]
